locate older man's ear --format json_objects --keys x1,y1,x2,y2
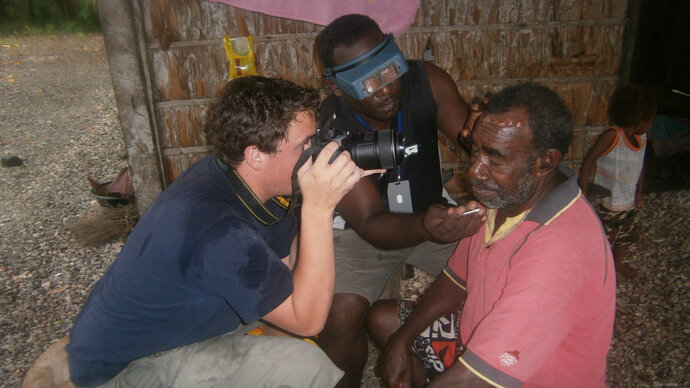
[{"x1": 536, "y1": 149, "x2": 561, "y2": 177}]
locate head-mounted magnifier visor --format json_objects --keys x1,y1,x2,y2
[{"x1": 324, "y1": 34, "x2": 409, "y2": 100}]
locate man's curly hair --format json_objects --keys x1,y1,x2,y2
[
  {"x1": 485, "y1": 82, "x2": 573, "y2": 157},
  {"x1": 203, "y1": 76, "x2": 321, "y2": 168},
  {"x1": 316, "y1": 14, "x2": 383, "y2": 68}
]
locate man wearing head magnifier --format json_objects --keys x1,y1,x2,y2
[
  {"x1": 314, "y1": 14, "x2": 486, "y2": 387},
  {"x1": 323, "y1": 34, "x2": 409, "y2": 101}
]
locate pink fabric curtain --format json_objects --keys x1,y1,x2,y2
[{"x1": 208, "y1": 0, "x2": 419, "y2": 36}]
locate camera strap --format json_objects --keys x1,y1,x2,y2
[
  {"x1": 287, "y1": 145, "x2": 324, "y2": 220},
  {"x1": 352, "y1": 111, "x2": 402, "y2": 134},
  {"x1": 216, "y1": 158, "x2": 288, "y2": 225}
]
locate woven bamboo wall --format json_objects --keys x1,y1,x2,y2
[{"x1": 133, "y1": 0, "x2": 630, "y2": 197}]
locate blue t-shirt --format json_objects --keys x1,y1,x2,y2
[{"x1": 67, "y1": 155, "x2": 296, "y2": 386}]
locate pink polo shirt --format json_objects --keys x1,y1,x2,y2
[{"x1": 445, "y1": 166, "x2": 616, "y2": 388}]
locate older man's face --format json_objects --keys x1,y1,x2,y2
[{"x1": 468, "y1": 108, "x2": 538, "y2": 211}]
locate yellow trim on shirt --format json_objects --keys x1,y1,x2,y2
[
  {"x1": 543, "y1": 190, "x2": 581, "y2": 226},
  {"x1": 457, "y1": 356, "x2": 505, "y2": 388},
  {"x1": 442, "y1": 269, "x2": 467, "y2": 291},
  {"x1": 484, "y1": 208, "x2": 530, "y2": 244}
]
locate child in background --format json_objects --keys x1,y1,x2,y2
[{"x1": 579, "y1": 84, "x2": 657, "y2": 279}]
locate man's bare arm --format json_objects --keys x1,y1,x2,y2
[
  {"x1": 263, "y1": 143, "x2": 375, "y2": 336},
  {"x1": 337, "y1": 178, "x2": 485, "y2": 250},
  {"x1": 380, "y1": 273, "x2": 468, "y2": 387},
  {"x1": 425, "y1": 62, "x2": 470, "y2": 145}
]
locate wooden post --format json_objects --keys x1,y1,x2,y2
[
  {"x1": 619, "y1": 0, "x2": 642, "y2": 83},
  {"x1": 98, "y1": 0, "x2": 164, "y2": 214}
]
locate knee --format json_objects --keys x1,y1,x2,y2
[
  {"x1": 23, "y1": 336, "x2": 76, "y2": 388},
  {"x1": 366, "y1": 299, "x2": 402, "y2": 347},
  {"x1": 321, "y1": 294, "x2": 370, "y2": 339}
]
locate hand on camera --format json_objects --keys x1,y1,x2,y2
[{"x1": 297, "y1": 142, "x2": 383, "y2": 213}]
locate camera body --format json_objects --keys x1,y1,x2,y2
[{"x1": 313, "y1": 114, "x2": 409, "y2": 170}]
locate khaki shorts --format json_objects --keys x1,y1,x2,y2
[
  {"x1": 99, "y1": 322, "x2": 343, "y2": 388},
  {"x1": 333, "y1": 228, "x2": 457, "y2": 303}
]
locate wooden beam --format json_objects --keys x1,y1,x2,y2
[
  {"x1": 98, "y1": 0, "x2": 164, "y2": 213},
  {"x1": 618, "y1": 0, "x2": 641, "y2": 83}
]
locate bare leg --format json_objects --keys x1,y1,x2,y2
[
  {"x1": 613, "y1": 244, "x2": 638, "y2": 279},
  {"x1": 318, "y1": 293, "x2": 370, "y2": 388},
  {"x1": 366, "y1": 299, "x2": 401, "y2": 347}
]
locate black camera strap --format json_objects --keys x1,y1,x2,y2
[
  {"x1": 288, "y1": 145, "x2": 324, "y2": 219},
  {"x1": 216, "y1": 158, "x2": 288, "y2": 225}
]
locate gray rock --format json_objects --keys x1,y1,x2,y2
[{"x1": 1, "y1": 155, "x2": 23, "y2": 167}]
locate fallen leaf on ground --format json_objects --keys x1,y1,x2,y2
[
  {"x1": 48, "y1": 285, "x2": 70, "y2": 295},
  {"x1": 12, "y1": 271, "x2": 31, "y2": 282}
]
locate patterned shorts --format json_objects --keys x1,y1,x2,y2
[
  {"x1": 398, "y1": 300, "x2": 463, "y2": 381},
  {"x1": 595, "y1": 205, "x2": 639, "y2": 247}
]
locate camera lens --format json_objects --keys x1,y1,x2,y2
[{"x1": 344, "y1": 129, "x2": 405, "y2": 170}]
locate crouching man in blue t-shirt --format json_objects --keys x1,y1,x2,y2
[{"x1": 66, "y1": 76, "x2": 378, "y2": 387}]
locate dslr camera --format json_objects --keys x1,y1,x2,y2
[{"x1": 311, "y1": 113, "x2": 416, "y2": 170}]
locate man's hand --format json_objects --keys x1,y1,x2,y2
[
  {"x1": 266, "y1": 143, "x2": 383, "y2": 336},
  {"x1": 422, "y1": 202, "x2": 486, "y2": 244},
  {"x1": 376, "y1": 276, "x2": 468, "y2": 387},
  {"x1": 298, "y1": 142, "x2": 382, "y2": 213},
  {"x1": 380, "y1": 336, "x2": 417, "y2": 388}
]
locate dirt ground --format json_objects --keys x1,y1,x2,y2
[
  {"x1": 0, "y1": 33, "x2": 127, "y2": 387},
  {"x1": 1, "y1": 33, "x2": 689, "y2": 388}
]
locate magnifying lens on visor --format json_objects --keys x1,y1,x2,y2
[{"x1": 324, "y1": 34, "x2": 409, "y2": 100}]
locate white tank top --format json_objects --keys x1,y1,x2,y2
[{"x1": 593, "y1": 127, "x2": 646, "y2": 211}]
